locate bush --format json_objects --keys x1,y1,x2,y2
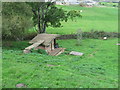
[
  {"x1": 31, "y1": 48, "x2": 48, "y2": 55},
  {"x1": 79, "y1": 3, "x2": 87, "y2": 7},
  {"x1": 113, "y1": 5, "x2": 116, "y2": 7},
  {"x1": 2, "y1": 2, "x2": 33, "y2": 40},
  {"x1": 37, "y1": 49, "x2": 48, "y2": 55}
]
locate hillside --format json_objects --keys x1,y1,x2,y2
[{"x1": 45, "y1": 5, "x2": 118, "y2": 34}]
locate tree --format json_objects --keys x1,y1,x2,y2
[
  {"x1": 2, "y1": 2, "x2": 33, "y2": 40},
  {"x1": 27, "y1": 2, "x2": 82, "y2": 33}
]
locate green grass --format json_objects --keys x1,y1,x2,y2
[
  {"x1": 44, "y1": 5, "x2": 118, "y2": 34},
  {"x1": 2, "y1": 38, "x2": 118, "y2": 88},
  {"x1": 100, "y1": 2, "x2": 118, "y2": 7}
]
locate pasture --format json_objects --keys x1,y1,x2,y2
[
  {"x1": 45, "y1": 5, "x2": 118, "y2": 34},
  {"x1": 100, "y1": 2, "x2": 118, "y2": 7},
  {"x1": 2, "y1": 39, "x2": 118, "y2": 88},
  {"x1": 2, "y1": 4, "x2": 118, "y2": 88}
]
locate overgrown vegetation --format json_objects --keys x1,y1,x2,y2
[
  {"x1": 2, "y1": 2, "x2": 33, "y2": 40},
  {"x1": 2, "y1": 39, "x2": 118, "y2": 88}
]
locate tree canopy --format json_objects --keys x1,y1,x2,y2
[
  {"x1": 27, "y1": 2, "x2": 82, "y2": 33},
  {"x1": 2, "y1": 2, "x2": 82, "y2": 40}
]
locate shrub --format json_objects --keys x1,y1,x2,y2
[
  {"x1": 37, "y1": 49, "x2": 48, "y2": 55},
  {"x1": 113, "y1": 5, "x2": 116, "y2": 7},
  {"x1": 31, "y1": 48, "x2": 47, "y2": 55},
  {"x1": 2, "y1": 2, "x2": 33, "y2": 40},
  {"x1": 79, "y1": 3, "x2": 87, "y2": 7}
]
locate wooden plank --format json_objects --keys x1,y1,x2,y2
[
  {"x1": 25, "y1": 40, "x2": 44, "y2": 50},
  {"x1": 49, "y1": 48, "x2": 65, "y2": 56},
  {"x1": 49, "y1": 48, "x2": 61, "y2": 56},
  {"x1": 25, "y1": 45, "x2": 34, "y2": 50},
  {"x1": 33, "y1": 40, "x2": 44, "y2": 47},
  {"x1": 23, "y1": 49, "x2": 31, "y2": 54},
  {"x1": 51, "y1": 40, "x2": 54, "y2": 50},
  {"x1": 56, "y1": 48, "x2": 65, "y2": 56}
]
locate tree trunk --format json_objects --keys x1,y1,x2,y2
[
  {"x1": 38, "y1": 7, "x2": 41, "y2": 33},
  {"x1": 42, "y1": 22, "x2": 46, "y2": 33},
  {"x1": 41, "y1": 8, "x2": 45, "y2": 33}
]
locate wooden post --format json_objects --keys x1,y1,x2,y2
[{"x1": 52, "y1": 40, "x2": 54, "y2": 50}]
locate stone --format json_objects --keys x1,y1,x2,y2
[
  {"x1": 69, "y1": 51, "x2": 84, "y2": 56},
  {"x1": 116, "y1": 43, "x2": 120, "y2": 45},
  {"x1": 16, "y1": 83, "x2": 27, "y2": 88}
]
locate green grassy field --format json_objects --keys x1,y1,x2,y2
[
  {"x1": 100, "y1": 2, "x2": 118, "y2": 7},
  {"x1": 2, "y1": 38, "x2": 118, "y2": 88},
  {"x1": 43, "y1": 5, "x2": 118, "y2": 34}
]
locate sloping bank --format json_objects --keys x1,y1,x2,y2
[{"x1": 24, "y1": 31, "x2": 120, "y2": 40}]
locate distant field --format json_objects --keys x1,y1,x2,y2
[
  {"x1": 3, "y1": 39, "x2": 118, "y2": 88},
  {"x1": 44, "y1": 5, "x2": 118, "y2": 34},
  {"x1": 100, "y1": 2, "x2": 118, "y2": 7}
]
